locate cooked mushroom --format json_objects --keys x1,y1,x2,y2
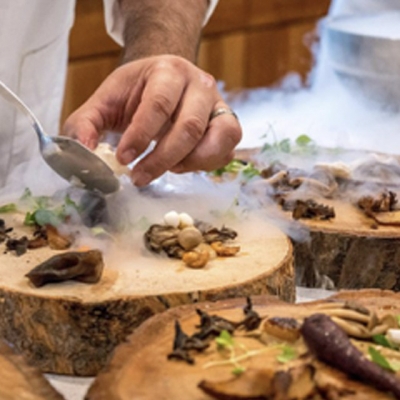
[
  {"x1": 289, "y1": 177, "x2": 337, "y2": 197},
  {"x1": 182, "y1": 249, "x2": 209, "y2": 269},
  {"x1": 45, "y1": 225, "x2": 71, "y2": 250},
  {"x1": 167, "y1": 320, "x2": 209, "y2": 365},
  {"x1": 289, "y1": 199, "x2": 335, "y2": 221},
  {"x1": 0, "y1": 219, "x2": 13, "y2": 243},
  {"x1": 198, "y1": 364, "x2": 317, "y2": 400},
  {"x1": 178, "y1": 227, "x2": 203, "y2": 250},
  {"x1": 144, "y1": 224, "x2": 180, "y2": 255},
  {"x1": 6, "y1": 236, "x2": 29, "y2": 256},
  {"x1": 262, "y1": 317, "x2": 301, "y2": 342},
  {"x1": 211, "y1": 241, "x2": 240, "y2": 257},
  {"x1": 25, "y1": 249, "x2": 104, "y2": 287},
  {"x1": 198, "y1": 368, "x2": 276, "y2": 399},
  {"x1": 201, "y1": 226, "x2": 238, "y2": 244},
  {"x1": 309, "y1": 301, "x2": 390, "y2": 339}
]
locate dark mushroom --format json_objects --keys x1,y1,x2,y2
[
  {"x1": 167, "y1": 320, "x2": 209, "y2": 364},
  {"x1": 25, "y1": 249, "x2": 104, "y2": 287},
  {"x1": 194, "y1": 309, "x2": 237, "y2": 340},
  {"x1": 6, "y1": 236, "x2": 29, "y2": 256},
  {"x1": 288, "y1": 199, "x2": 335, "y2": 221},
  {"x1": 0, "y1": 219, "x2": 13, "y2": 243},
  {"x1": 238, "y1": 297, "x2": 262, "y2": 331}
]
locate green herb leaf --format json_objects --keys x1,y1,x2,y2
[
  {"x1": 24, "y1": 211, "x2": 36, "y2": 226},
  {"x1": 20, "y1": 188, "x2": 33, "y2": 201},
  {"x1": 295, "y1": 134, "x2": 312, "y2": 147},
  {"x1": 215, "y1": 330, "x2": 234, "y2": 349},
  {"x1": 373, "y1": 334, "x2": 396, "y2": 349},
  {"x1": 241, "y1": 163, "x2": 260, "y2": 180},
  {"x1": 212, "y1": 160, "x2": 247, "y2": 176},
  {"x1": 64, "y1": 194, "x2": 80, "y2": 211},
  {"x1": 278, "y1": 139, "x2": 291, "y2": 153},
  {"x1": 232, "y1": 366, "x2": 246, "y2": 376},
  {"x1": 368, "y1": 346, "x2": 400, "y2": 372},
  {"x1": 0, "y1": 203, "x2": 17, "y2": 213},
  {"x1": 277, "y1": 345, "x2": 297, "y2": 363},
  {"x1": 31, "y1": 209, "x2": 61, "y2": 227}
]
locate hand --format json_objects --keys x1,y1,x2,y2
[{"x1": 62, "y1": 55, "x2": 242, "y2": 186}]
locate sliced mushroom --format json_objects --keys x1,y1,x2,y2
[
  {"x1": 380, "y1": 313, "x2": 400, "y2": 330},
  {"x1": 198, "y1": 368, "x2": 276, "y2": 399},
  {"x1": 46, "y1": 225, "x2": 71, "y2": 250},
  {"x1": 262, "y1": 317, "x2": 301, "y2": 342},
  {"x1": 318, "y1": 309, "x2": 371, "y2": 325},
  {"x1": 289, "y1": 177, "x2": 336, "y2": 197},
  {"x1": 211, "y1": 241, "x2": 240, "y2": 257},
  {"x1": 330, "y1": 316, "x2": 371, "y2": 339}
]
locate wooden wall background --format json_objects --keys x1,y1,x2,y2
[{"x1": 61, "y1": 0, "x2": 331, "y2": 121}]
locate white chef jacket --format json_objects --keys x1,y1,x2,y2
[{"x1": 0, "y1": 0, "x2": 218, "y2": 188}]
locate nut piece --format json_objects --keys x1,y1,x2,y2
[
  {"x1": 178, "y1": 227, "x2": 203, "y2": 251},
  {"x1": 182, "y1": 249, "x2": 209, "y2": 269}
]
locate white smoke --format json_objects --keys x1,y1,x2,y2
[{"x1": 229, "y1": 10, "x2": 400, "y2": 157}]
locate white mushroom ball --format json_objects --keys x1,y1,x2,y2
[
  {"x1": 179, "y1": 212, "x2": 194, "y2": 228},
  {"x1": 387, "y1": 329, "x2": 400, "y2": 346},
  {"x1": 163, "y1": 211, "x2": 180, "y2": 228}
]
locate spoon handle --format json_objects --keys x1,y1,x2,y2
[{"x1": 0, "y1": 80, "x2": 47, "y2": 143}]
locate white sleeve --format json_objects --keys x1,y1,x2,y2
[
  {"x1": 103, "y1": 0, "x2": 220, "y2": 47},
  {"x1": 204, "y1": 0, "x2": 219, "y2": 25}
]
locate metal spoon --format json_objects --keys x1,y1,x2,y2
[{"x1": 0, "y1": 81, "x2": 120, "y2": 194}]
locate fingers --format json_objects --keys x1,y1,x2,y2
[
  {"x1": 130, "y1": 85, "x2": 214, "y2": 186},
  {"x1": 62, "y1": 106, "x2": 104, "y2": 150},
  {"x1": 62, "y1": 63, "x2": 145, "y2": 150},
  {"x1": 116, "y1": 61, "x2": 187, "y2": 165},
  {"x1": 170, "y1": 102, "x2": 242, "y2": 174}
]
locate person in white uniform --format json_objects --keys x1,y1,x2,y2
[{"x1": 0, "y1": 0, "x2": 241, "y2": 189}]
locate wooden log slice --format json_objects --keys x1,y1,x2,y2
[
  {"x1": 86, "y1": 289, "x2": 400, "y2": 400},
  {"x1": 0, "y1": 212, "x2": 294, "y2": 376},
  {"x1": 235, "y1": 147, "x2": 400, "y2": 291},
  {"x1": 0, "y1": 339, "x2": 64, "y2": 400},
  {"x1": 293, "y1": 199, "x2": 400, "y2": 290}
]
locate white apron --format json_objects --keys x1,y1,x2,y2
[{"x1": 0, "y1": 0, "x2": 218, "y2": 189}]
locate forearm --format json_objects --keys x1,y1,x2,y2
[{"x1": 118, "y1": 0, "x2": 209, "y2": 63}]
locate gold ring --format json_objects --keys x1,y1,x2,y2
[{"x1": 209, "y1": 107, "x2": 238, "y2": 121}]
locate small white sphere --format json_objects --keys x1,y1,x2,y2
[
  {"x1": 387, "y1": 329, "x2": 400, "y2": 345},
  {"x1": 179, "y1": 212, "x2": 194, "y2": 228},
  {"x1": 163, "y1": 210, "x2": 180, "y2": 227}
]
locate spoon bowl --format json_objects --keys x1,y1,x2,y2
[{"x1": 0, "y1": 81, "x2": 120, "y2": 194}]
